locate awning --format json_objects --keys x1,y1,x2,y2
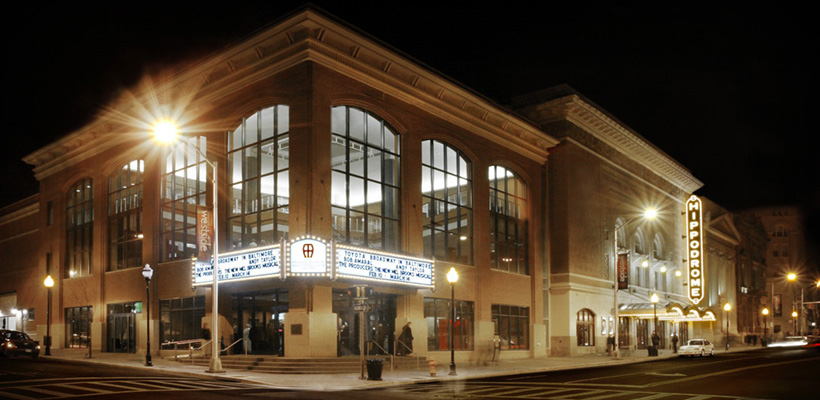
[{"x1": 618, "y1": 302, "x2": 716, "y2": 322}]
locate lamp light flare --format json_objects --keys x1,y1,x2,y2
[
  {"x1": 644, "y1": 208, "x2": 658, "y2": 219},
  {"x1": 44, "y1": 275, "x2": 55, "y2": 288},
  {"x1": 724, "y1": 303, "x2": 731, "y2": 312},
  {"x1": 151, "y1": 119, "x2": 180, "y2": 144},
  {"x1": 787, "y1": 272, "x2": 796, "y2": 281},
  {"x1": 446, "y1": 267, "x2": 459, "y2": 284}
]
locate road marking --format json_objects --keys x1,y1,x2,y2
[
  {"x1": 644, "y1": 355, "x2": 820, "y2": 388},
  {"x1": 0, "y1": 377, "x2": 268, "y2": 399},
  {"x1": 645, "y1": 372, "x2": 686, "y2": 377}
]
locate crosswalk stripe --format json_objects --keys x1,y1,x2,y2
[{"x1": 0, "y1": 390, "x2": 33, "y2": 400}]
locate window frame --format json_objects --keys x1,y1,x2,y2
[
  {"x1": 65, "y1": 178, "x2": 94, "y2": 278},
  {"x1": 108, "y1": 160, "x2": 144, "y2": 271},
  {"x1": 492, "y1": 304, "x2": 529, "y2": 350},
  {"x1": 488, "y1": 165, "x2": 528, "y2": 274},
  {"x1": 576, "y1": 308, "x2": 595, "y2": 347},
  {"x1": 424, "y1": 297, "x2": 475, "y2": 351}
]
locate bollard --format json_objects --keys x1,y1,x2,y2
[{"x1": 428, "y1": 357, "x2": 437, "y2": 376}]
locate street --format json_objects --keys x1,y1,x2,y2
[{"x1": 1, "y1": 347, "x2": 818, "y2": 399}]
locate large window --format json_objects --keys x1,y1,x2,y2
[
  {"x1": 65, "y1": 306, "x2": 93, "y2": 348},
  {"x1": 160, "y1": 296, "x2": 206, "y2": 345},
  {"x1": 108, "y1": 160, "x2": 143, "y2": 271},
  {"x1": 66, "y1": 178, "x2": 93, "y2": 278},
  {"x1": 492, "y1": 304, "x2": 529, "y2": 350},
  {"x1": 489, "y1": 166, "x2": 528, "y2": 274},
  {"x1": 421, "y1": 140, "x2": 471, "y2": 263},
  {"x1": 331, "y1": 106, "x2": 400, "y2": 250},
  {"x1": 576, "y1": 308, "x2": 595, "y2": 346},
  {"x1": 161, "y1": 136, "x2": 207, "y2": 261},
  {"x1": 424, "y1": 298, "x2": 474, "y2": 351},
  {"x1": 229, "y1": 105, "x2": 290, "y2": 250}
]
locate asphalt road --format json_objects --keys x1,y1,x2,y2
[{"x1": 1, "y1": 347, "x2": 818, "y2": 399}]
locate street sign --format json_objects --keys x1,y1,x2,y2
[{"x1": 353, "y1": 303, "x2": 372, "y2": 313}]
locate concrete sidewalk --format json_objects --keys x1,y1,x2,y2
[{"x1": 43, "y1": 345, "x2": 761, "y2": 391}]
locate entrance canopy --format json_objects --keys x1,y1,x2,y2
[
  {"x1": 192, "y1": 236, "x2": 435, "y2": 289},
  {"x1": 618, "y1": 302, "x2": 717, "y2": 322}
]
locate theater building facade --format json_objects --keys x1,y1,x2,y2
[{"x1": 0, "y1": 9, "x2": 712, "y2": 360}]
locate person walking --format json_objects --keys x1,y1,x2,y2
[
  {"x1": 397, "y1": 321, "x2": 413, "y2": 355},
  {"x1": 650, "y1": 331, "x2": 660, "y2": 356},
  {"x1": 671, "y1": 334, "x2": 679, "y2": 353}
]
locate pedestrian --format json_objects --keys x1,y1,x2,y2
[
  {"x1": 607, "y1": 335, "x2": 615, "y2": 356},
  {"x1": 397, "y1": 321, "x2": 413, "y2": 355},
  {"x1": 650, "y1": 331, "x2": 660, "y2": 356},
  {"x1": 671, "y1": 334, "x2": 678, "y2": 353}
]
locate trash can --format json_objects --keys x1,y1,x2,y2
[{"x1": 366, "y1": 358, "x2": 384, "y2": 380}]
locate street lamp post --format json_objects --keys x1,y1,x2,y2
[
  {"x1": 724, "y1": 303, "x2": 731, "y2": 351},
  {"x1": 446, "y1": 267, "x2": 459, "y2": 376},
  {"x1": 612, "y1": 208, "x2": 656, "y2": 359},
  {"x1": 43, "y1": 275, "x2": 54, "y2": 356},
  {"x1": 791, "y1": 310, "x2": 798, "y2": 334},
  {"x1": 650, "y1": 292, "x2": 659, "y2": 335},
  {"x1": 152, "y1": 120, "x2": 223, "y2": 373},
  {"x1": 142, "y1": 264, "x2": 153, "y2": 366},
  {"x1": 762, "y1": 308, "x2": 769, "y2": 346}
]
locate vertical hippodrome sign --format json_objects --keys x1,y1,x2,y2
[{"x1": 686, "y1": 195, "x2": 704, "y2": 304}]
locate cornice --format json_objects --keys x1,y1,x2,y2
[
  {"x1": 24, "y1": 9, "x2": 557, "y2": 179},
  {"x1": 0, "y1": 201, "x2": 38, "y2": 226},
  {"x1": 521, "y1": 95, "x2": 703, "y2": 194}
]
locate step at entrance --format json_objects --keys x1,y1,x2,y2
[{"x1": 175, "y1": 355, "x2": 427, "y2": 374}]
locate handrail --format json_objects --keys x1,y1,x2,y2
[
  {"x1": 394, "y1": 339, "x2": 419, "y2": 370},
  {"x1": 160, "y1": 339, "x2": 208, "y2": 363},
  {"x1": 367, "y1": 339, "x2": 393, "y2": 371},
  {"x1": 219, "y1": 338, "x2": 244, "y2": 354}
]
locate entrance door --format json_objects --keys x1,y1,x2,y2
[
  {"x1": 107, "y1": 303, "x2": 137, "y2": 353},
  {"x1": 333, "y1": 290, "x2": 396, "y2": 356},
  {"x1": 234, "y1": 292, "x2": 288, "y2": 355}
]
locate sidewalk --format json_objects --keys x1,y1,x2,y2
[{"x1": 44, "y1": 346, "x2": 761, "y2": 391}]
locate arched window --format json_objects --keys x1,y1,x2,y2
[
  {"x1": 228, "y1": 105, "x2": 290, "y2": 250},
  {"x1": 108, "y1": 160, "x2": 144, "y2": 271},
  {"x1": 488, "y1": 166, "x2": 528, "y2": 274},
  {"x1": 331, "y1": 106, "x2": 400, "y2": 250},
  {"x1": 161, "y1": 136, "x2": 207, "y2": 261},
  {"x1": 576, "y1": 308, "x2": 595, "y2": 346},
  {"x1": 653, "y1": 234, "x2": 665, "y2": 260},
  {"x1": 421, "y1": 140, "x2": 471, "y2": 263},
  {"x1": 66, "y1": 178, "x2": 93, "y2": 278}
]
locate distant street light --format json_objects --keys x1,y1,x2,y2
[
  {"x1": 142, "y1": 264, "x2": 153, "y2": 366},
  {"x1": 43, "y1": 275, "x2": 54, "y2": 356},
  {"x1": 651, "y1": 293, "x2": 659, "y2": 335},
  {"x1": 762, "y1": 308, "x2": 769, "y2": 346},
  {"x1": 724, "y1": 303, "x2": 732, "y2": 350},
  {"x1": 446, "y1": 267, "x2": 459, "y2": 376},
  {"x1": 612, "y1": 208, "x2": 657, "y2": 359}
]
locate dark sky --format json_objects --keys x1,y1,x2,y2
[{"x1": 2, "y1": 2, "x2": 817, "y2": 246}]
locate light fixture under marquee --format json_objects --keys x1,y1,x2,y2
[{"x1": 685, "y1": 195, "x2": 705, "y2": 304}]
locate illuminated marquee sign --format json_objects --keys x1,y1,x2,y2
[
  {"x1": 192, "y1": 244, "x2": 281, "y2": 286},
  {"x1": 335, "y1": 245, "x2": 434, "y2": 288},
  {"x1": 289, "y1": 237, "x2": 329, "y2": 276},
  {"x1": 686, "y1": 195, "x2": 704, "y2": 304}
]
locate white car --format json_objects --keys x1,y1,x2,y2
[{"x1": 679, "y1": 339, "x2": 715, "y2": 357}]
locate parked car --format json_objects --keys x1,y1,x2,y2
[
  {"x1": 768, "y1": 336, "x2": 808, "y2": 348},
  {"x1": 0, "y1": 330, "x2": 41, "y2": 358},
  {"x1": 678, "y1": 339, "x2": 714, "y2": 357}
]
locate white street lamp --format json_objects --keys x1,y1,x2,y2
[{"x1": 152, "y1": 120, "x2": 223, "y2": 373}]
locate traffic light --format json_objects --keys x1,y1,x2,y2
[{"x1": 347, "y1": 286, "x2": 373, "y2": 298}]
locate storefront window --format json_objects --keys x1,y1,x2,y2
[
  {"x1": 331, "y1": 106, "x2": 400, "y2": 250},
  {"x1": 424, "y1": 298, "x2": 474, "y2": 351},
  {"x1": 229, "y1": 106, "x2": 290, "y2": 250},
  {"x1": 161, "y1": 136, "x2": 207, "y2": 261},
  {"x1": 492, "y1": 304, "x2": 529, "y2": 350},
  {"x1": 488, "y1": 166, "x2": 528, "y2": 274},
  {"x1": 108, "y1": 160, "x2": 143, "y2": 270},
  {"x1": 160, "y1": 296, "x2": 206, "y2": 346},
  {"x1": 66, "y1": 178, "x2": 93, "y2": 278},
  {"x1": 421, "y1": 140, "x2": 471, "y2": 263}
]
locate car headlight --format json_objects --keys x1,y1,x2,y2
[
  {"x1": 6, "y1": 343, "x2": 15, "y2": 349},
  {"x1": 36, "y1": 345, "x2": 41, "y2": 350}
]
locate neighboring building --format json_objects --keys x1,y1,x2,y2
[
  {"x1": 700, "y1": 197, "x2": 741, "y2": 348},
  {"x1": 1, "y1": 8, "x2": 727, "y2": 361},
  {"x1": 734, "y1": 213, "x2": 769, "y2": 340},
  {"x1": 743, "y1": 206, "x2": 817, "y2": 338}
]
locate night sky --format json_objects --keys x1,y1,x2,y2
[{"x1": 1, "y1": 2, "x2": 817, "y2": 257}]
